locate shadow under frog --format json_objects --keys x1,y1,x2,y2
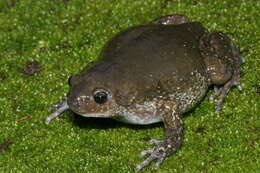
[{"x1": 45, "y1": 14, "x2": 243, "y2": 171}]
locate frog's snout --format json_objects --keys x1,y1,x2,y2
[
  {"x1": 68, "y1": 85, "x2": 101, "y2": 115},
  {"x1": 69, "y1": 95, "x2": 88, "y2": 108}
]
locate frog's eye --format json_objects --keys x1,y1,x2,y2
[{"x1": 93, "y1": 90, "x2": 108, "y2": 104}]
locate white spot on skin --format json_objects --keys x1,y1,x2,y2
[{"x1": 169, "y1": 71, "x2": 209, "y2": 112}]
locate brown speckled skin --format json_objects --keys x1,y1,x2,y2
[
  {"x1": 65, "y1": 14, "x2": 242, "y2": 171},
  {"x1": 68, "y1": 23, "x2": 210, "y2": 114}
]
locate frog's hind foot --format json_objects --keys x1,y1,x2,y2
[
  {"x1": 151, "y1": 14, "x2": 189, "y2": 25},
  {"x1": 136, "y1": 136, "x2": 181, "y2": 171},
  {"x1": 136, "y1": 139, "x2": 166, "y2": 172}
]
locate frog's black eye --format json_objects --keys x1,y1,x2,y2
[{"x1": 93, "y1": 90, "x2": 108, "y2": 104}]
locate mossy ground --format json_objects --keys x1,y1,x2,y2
[{"x1": 0, "y1": 0, "x2": 259, "y2": 172}]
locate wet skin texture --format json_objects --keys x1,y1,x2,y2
[{"x1": 46, "y1": 14, "x2": 243, "y2": 171}]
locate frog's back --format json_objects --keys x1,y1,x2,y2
[{"x1": 98, "y1": 23, "x2": 208, "y2": 86}]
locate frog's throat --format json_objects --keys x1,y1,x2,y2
[{"x1": 75, "y1": 112, "x2": 114, "y2": 118}]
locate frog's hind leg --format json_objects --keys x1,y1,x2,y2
[
  {"x1": 136, "y1": 104, "x2": 183, "y2": 171},
  {"x1": 199, "y1": 31, "x2": 243, "y2": 112},
  {"x1": 151, "y1": 14, "x2": 189, "y2": 25}
]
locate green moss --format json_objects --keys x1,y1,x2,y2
[{"x1": 0, "y1": 0, "x2": 259, "y2": 172}]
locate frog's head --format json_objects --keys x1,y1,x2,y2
[
  {"x1": 67, "y1": 73, "x2": 120, "y2": 118},
  {"x1": 45, "y1": 65, "x2": 139, "y2": 125}
]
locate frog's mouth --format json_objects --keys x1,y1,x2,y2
[
  {"x1": 74, "y1": 112, "x2": 115, "y2": 118},
  {"x1": 45, "y1": 99, "x2": 115, "y2": 125},
  {"x1": 68, "y1": 100, "x2": 115, "y2": 118}
]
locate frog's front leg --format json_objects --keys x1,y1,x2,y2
[
  {"x1": 45, "y1": 97, "x2": 69, "y2": 124},
  {"x1": 136, "y1": 105, "x2": 183, "y2": 171},
  {"x1": 48, "y1": 97, "x2": 68, "y2": 112}
]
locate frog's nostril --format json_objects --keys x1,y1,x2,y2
[{"x1": 75, "y1": 95, "x2": 87, "y2": 107}]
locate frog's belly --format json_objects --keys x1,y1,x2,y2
[
  {"x1": 114, "y1": 101, "x2": 163, "y2": 125},
  {"x1": 114, "y1": 113, "x2": 163, "y2": 125},
  {"x1": 114, "y1": 71, "x2": 210, "y2": 124}
]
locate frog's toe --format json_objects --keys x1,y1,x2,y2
[
  {"x1": 139, "y1": 139, "x2": 163, "y2": 157},
  {"x1": 215, "y1": 84, "x2": 231, "y2": 112},
  {"x1": 48, "y1": 97, "x2": 67, "y2": 112},
  {"x1": 139, "y1": 148, "x2": 155, "y2": 158},
  {"x1": 237, "y1": 84, "x2": 243, "y2": 91},
  {"x1": 232, "y1": 74, "x2": 242, "y2": 91},
  {"x1": 209, "y1": 94, "x2": 216, "y2": 103},
  {"x1": 240, "y1": 56, "x2": 245, "y2": 64},
  {"x1": 136, "y1": 148, "x2": 167, "y2": 172},
  {"x1": 136, "y1": 141, "x2": 170, "y2": 171},
  {"x1": 149, "y1": 139, "x2": 163, "y2": 145},
  {"x1": 48, "y1": 103, "x2": 60, "y2": 112},
  {"x1": 209, "y1": 86, "x2": 221, "y2": 102}
]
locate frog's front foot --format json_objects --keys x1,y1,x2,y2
[
  {"x1": 136, "y1": 139, "x2": 169, "y2": 171},
  {"x1": 209, "y1": 61, "x2": 243, "y2": 112},
  {"x1": 48, "y1": 97, "x2": 68, "y2": 111},
  {"x1": 45, "y1": 97, "x2": 69, "y2": 125},
  {"x1": 212, "y1": 73, "x2": 242, "y2": 112},
  {"x1": 210, "y1": 54, "x2": 244, "y2": 112}
]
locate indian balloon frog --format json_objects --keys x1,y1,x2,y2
[{"x1": 45, "y1": 14, "x2": 243, "y2": 171}]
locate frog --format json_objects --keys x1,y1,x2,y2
[{"x1": 45, "y1": 14, "x2": 243, "y2": 171}]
